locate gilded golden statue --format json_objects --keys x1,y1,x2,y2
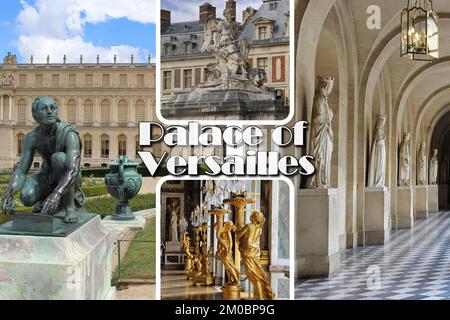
[
  {"x1": 218, "y1": 221, "x2": 240, "y2": 286},
  {"x1": 236, "y1": 210, "x2": 275, "y2": 300},
  {"x1": 182, "y1": 231, "x2": 194, "y2": 273}
]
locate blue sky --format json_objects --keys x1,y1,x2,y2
[{"x1": 0, "y1": 0, "x2": 156, "y2": 63}]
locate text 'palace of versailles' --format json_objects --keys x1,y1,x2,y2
[{"x1": 1, "y1": 0, "x2": 450, "y2": 304}]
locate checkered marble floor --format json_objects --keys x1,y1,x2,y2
[{"x1": 295, "y1": 212, "x2": 450, "y2": 300}]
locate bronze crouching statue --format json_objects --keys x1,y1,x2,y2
[{"x1": 2, "y1": 96, "x2": 85, "y2": 224}]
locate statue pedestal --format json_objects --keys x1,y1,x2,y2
[
  {"x1": 163, "y1": 241, "x2": 184, "y2": 270},
  {"x1": 415, "y1": 186, "x2": 429, "y2": 219},
  {"x1": 396, "y1": 186, "x2": 414, "y2": 229},
  {"x1": 364, "y1": 187, "x2": 390, "y2": 245},
  {"x1": 296, "y1": 189, "x2": 340, "y2": 278},
  {"x1": 0, "y1": 215, "x2": 113, "y2": 300},
  {"x1": 161, "y1": 89, "x2": 289, "y2": 121},
  {"x1": 428, "y1": 185, "x2": 439, "y2": 213},
  {"x1": 438, "y1": 184, "x2": 448, "y2": 210}
]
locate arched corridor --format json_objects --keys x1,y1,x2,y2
[
  {"x1": 294, "y1": 0, "x2": 450, "y2": 299},
  {"x1": 296, "y1": 211, "x2": 450, "y2": 300}
]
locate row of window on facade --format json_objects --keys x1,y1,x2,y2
[
  {"x1": 12, "y1": 98, "x2": 147, "y2": 126},
  {"x1": 16, "y1": 73, "x2": 147, "y2": 88},
  {"x1": 162, "y1": 57, "x2": 269, "y2": 90},
  {"x1": 162, "y1": 26, "x2": 275, "y2": 56},
  {"x1": 17, "y1": 133, "x2": 162, "y2": 159}
]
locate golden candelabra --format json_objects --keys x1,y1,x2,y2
[
  {"x1": 193, "y1": 223, "x2": 214, "y2": 286},
  {"x1": 223, "y1": 196, "x2": 256, "y2": 265},
  {"x1": 191, "y1": 226, "x2": 202, "y2": 279}
]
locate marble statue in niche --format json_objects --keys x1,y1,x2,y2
[
  {"x1": 399, "y1": 132, "x2": 411, "y2": 186},
  {"x1": 170, "y1": 210, "x2": 178, "y2": 242},
  {"x1": 417, "y1": 142, "x2": 427, "y2": 185},
  {"x1": 429, "y1": 149, "x2": 439, "y2": 185},
  {"x1": 307, "y1": 76, "x2": 334, "y2": 189},
  {"x1": 368, "y1": 115, "x2": 387, "y2": 187}
]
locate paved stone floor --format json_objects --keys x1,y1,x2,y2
[
  {"x1": 161, "y1": 270, "x2": 222, "y2": 300},
  {"x1": 295, "y1": 212, "x2": 450, "y2": 300},
  {"x1": 114, "y1": 285, "x2": 155, "y2": 300}
]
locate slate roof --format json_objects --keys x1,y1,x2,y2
[{"x1": 240, "y1": 0, "x2": 289, "y2": 44}]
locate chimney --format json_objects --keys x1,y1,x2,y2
[
  {"x1": 161, "y1": 9, "x2": 171, "y2": 32},
  {"x1": 225, "y1": 0, "x2": 236, "y2": 22},
  {"x1": 199, "y1": 3, "x2": 216, "y2": 24}
]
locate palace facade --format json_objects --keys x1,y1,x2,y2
[{"x1": 0, "y1": 53, "x2": 156, "y2": 171}]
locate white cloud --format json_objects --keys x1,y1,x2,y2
[
  {"x1": 18, "y1": 35, "x2": 150, "y2": 63},
  {"x1": 163, "y1": 0, "x2": 263, "y2": 23},
  {"x1": 15, "y1": 0, "x2": 155, "y2": 63}
]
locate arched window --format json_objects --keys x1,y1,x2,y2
[
  {"x1": 101, "y1": 99, "x2": 111, "y2": 126},
  {"x1": 164, "y1": 44, "x2": 171, "y2": 55},
  {"x1": 84, "y1": 99, "x2": 94, "y2": 125},
  {"x1": 101, "y1": 134, "x2": 110, "y2": 158},
  {"x1": 67, "y1": 99, "x2": 77, "y2": 124},
  {"x1": 184, "y1": 42, "x2": 192, "y2": 54},
  {"x1": 135, "y1": 99, "x2": 145, "y2": 123},
  {"x1": 17, "y1": 133, "x2": 25, "y2": 156},
  {"x1": 17, "y1": 99, "x2": 27, "y2": 124},
  {"x1": 118, "y1": 134, "x2": 127, "y2": 156},
  {"x1": 84, "y1": 134, "x2": 92, "y2": 158},
  {"x1": 118, "y1": 99, "x2": 128, "y2": 126}
]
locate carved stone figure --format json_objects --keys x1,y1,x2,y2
[
  {"x1": 307, "y1": 76, "x2": 334, "y2": 189},
  {"x1": 200, "y1": 8, "x2": 249, "y2": 89},
  {"x1": 236, "y1": 210, "x2": 275, "y2": 300},
  {"x1": 170, "y1": 210, "x2": 178, "y2": 242},
  {"x1": 417, "y1": 142, "x2": 427, "y2": 185},
  {"x1": 2, "y1": 97, "x2": 85, "y2": 223},
  {"x1": 218, "y1": 221, "x2": 240, "y2": 286},
  {"x1": 3, "y1": 52, "x2": 17, "y2": 65},
  {"x1": 399, "y1": 132, "x2": 411, "y2": 186},
  {"x1": 368, "y1": 115, "x2": 387, "y2": 187},
  {"x1": 429, "y1": 149, "x2": 438, "y2": 185}
]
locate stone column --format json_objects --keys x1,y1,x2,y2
[
  {"x1": 8, "y1": 96, "x2": 13, "y2": 124},
  {"x1": 129, "y1": 99, "x2": 136, "y2": 127},
  {"x1": 77, "y1": 97, "x2": 84, "y2": 126},
  {"x1": 0, "y1": 96, "x2": 3, "y2": 123},
  {"x1": 111, "y1": 98, "x2": 118, "y2": 127},
  {"x1": 297, "y1": 188, "x2": 339, "y2": 278},
  {"x1": 93, "y1": 98, "x2": 101, "y2": 127},
  {"x1": 427, "y1": 185, "x2": 439, "y2": 213},
  {"x1": 415, "y1": 185, "x2": 428, "y2": 219},
  {"x1": 396, "y1": 186, "x2": 414, "y2": 229},
  {"x1": 364, "y1": 187, "x2": 390, "y2": 245}
]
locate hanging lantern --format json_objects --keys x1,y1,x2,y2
[{"x1": 401, "y1": 0, "x2": 439, "y2": 61}]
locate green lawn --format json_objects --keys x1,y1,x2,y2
[
  {"x1": 112, "y1": 217, "x2": 156, "y2": 283},
  {"x1": 84, "y1": 193, "x2": 155, "y2": 217}
]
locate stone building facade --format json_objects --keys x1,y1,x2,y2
[
  {"x1": 0, "y1": 53, "x2": 156, "y2": 171},
  {"x1": 160, "y1": 0, "x2": 290, "y2": 104}
]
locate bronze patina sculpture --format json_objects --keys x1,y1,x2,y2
[{"x1": 1, "y1": 97, "x2": 89, "y2": 234}]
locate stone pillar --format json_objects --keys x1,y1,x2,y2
[
  {"x1": 415, "y1": 185, "x2": 428, "y2": 219},
  {"x1": 364, "y1": 187, "x2": 390, "y2": 245},
  {"x1": 93, "y1": 98, "x2": 101, "y2": 127},
  {"x1": 129, "y1": 99, "x2": 136, "y2": 127},
  {"x1": 0, "y1": 96, "x2": 3, "y2": 122},
  {"x1": 427, "y1": 185, "x2": 439, "y2": 213},
  {"x1": 77, "y1": 97, "x2": 84, "y2": 126},
  {"x1": 396, "y1": 186, "x2": 414, "y2": 229},
  {"x1": 438, "y1": 184, "x2": 448, "y2": 210},
  {"x1": 296, "y1": 189, "x2": 339, "y2": 278},
  {"x1": 111, "y1": 99, "x2": 118, "y2": 127},
  {"x1": 8, "y1": 96, "x2": 13, "y2": 124}
]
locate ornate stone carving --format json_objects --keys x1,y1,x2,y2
[
  {"x1": 417, "y1": 142, "x2": 427, "y2": 185},
  {"x1": 429, "y1": 149, "x2": 438, "y2": 185},
  {"x1": 368, "y1": 115, "x2": 387, "y2": 187},
  {"x1": 308, "y1": 76, "x2": 334, "y2": 189},
  {"x1": 3, "y1": 52, "x2": 17, "y2": 65},
  {"x1": 0, "y1": 73, "x2": 14, "y2": 87},
  {"x1": 399, "y1": 132, "x2": 411, "y2": 186}
]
